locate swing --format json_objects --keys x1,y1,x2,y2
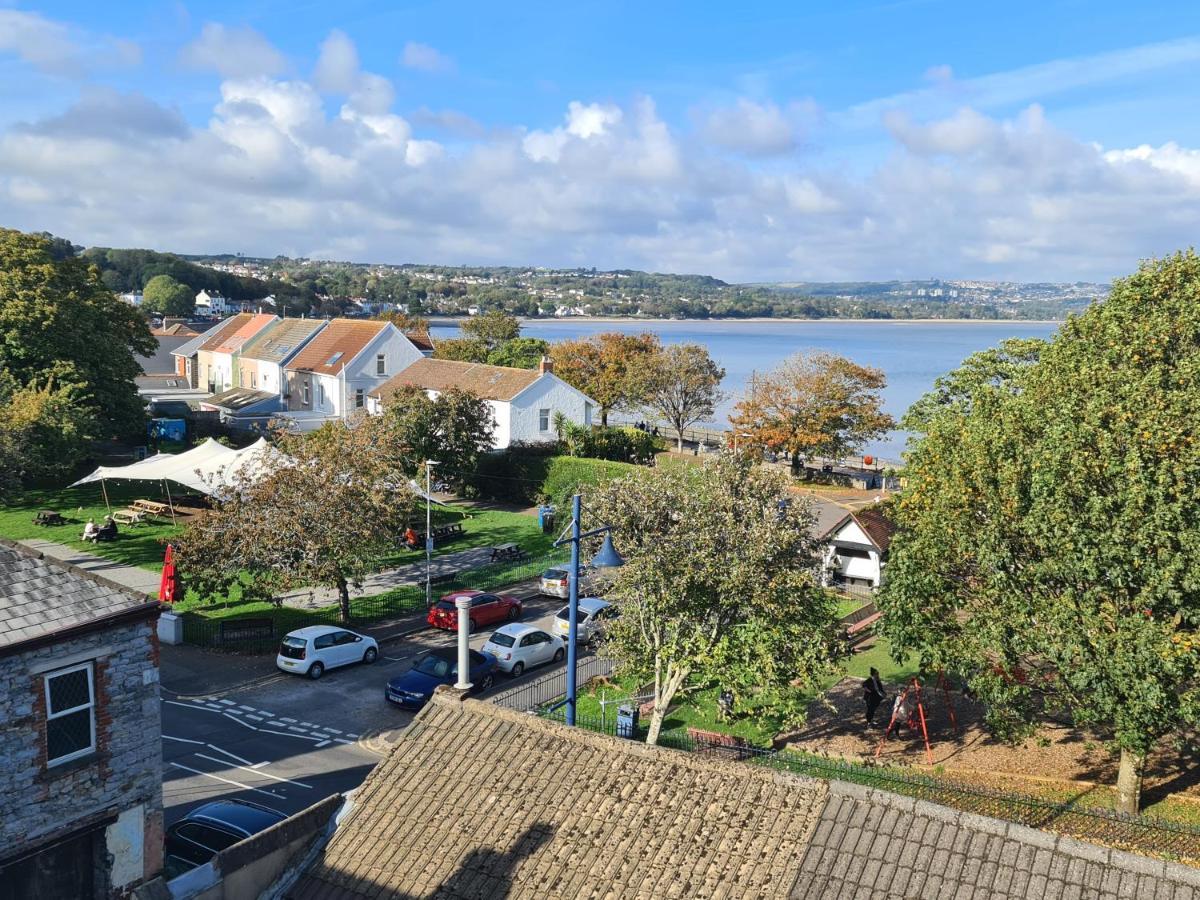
[{"x1": 873, "y1": 672, "x2": 960, "y2": 766}]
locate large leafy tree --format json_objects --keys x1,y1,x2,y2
[
  {"x1": 587, "y1": 455, "x2": 839, "y2": 744},
  {"x1": 142, "y1": 274, "x2": 195, "y2": 316},
  {"x1": 729, "y1": 351, "x2": 893, "y2": 472},
  {"x1": 643, "y1": 343, "x2": 725, "y2": 450},
  {"x1": 0, "y1": 372, "x2": 96, "y2": 500},
  {"x1": 433, "y1": 338, "x2": 489, "y2": 363},
  {"x1": 487, "y1": 337, "x2": 550, "y2": 369},
  {"x1": 460, "y1": 309, "x2": 520, "y2": 351},
  {"x1": 0, "y1": 229, "x2": 154, "y2": 438},
  {"x1": 549, "y1": 331, "x2": 661, "y2": 426},
  {"x1": 380, "y1": 385, "x2": 495, "y2": 483},
  {"x1": 175, "y1": 418, "x2": 415, "y2": 623},
  {"x1": 881, "y1": 252, "x2": 1200, "y2": 814}
]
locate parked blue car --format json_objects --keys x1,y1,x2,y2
[{"x1": 385, "y1": 647, "x2": 497, "y2": 709}]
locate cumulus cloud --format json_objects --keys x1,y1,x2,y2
[
  {"x1": 411, "y1": 107, "x2": 486, "y2": 138},
  {"x1": 179, "y1": 23, "x2": 287, "y2": 79},
  {"x1": 401, "y1": 41, "x2": 454, "y2": 73},
  {"x1": 696, "y1": 98, "x2": 814, "y2": 156},
  {"x1": 522, "y1": 101, "x2": 623, "y2": 162},
  {"x1": 0, "y1": 8, "x2": 139, "y2": 76},
  {"x1": 314, "y1": 29, "x2": 360, "y2": 93}
]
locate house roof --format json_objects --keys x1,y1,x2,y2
[
  {"x1": 288, "y1": 690, "x2": 1200, "y2": 900},
  {"x1": 821, "y1": 507, "x2": 896, "y2": 551},
  {"x1": 203, "y1": 387, "x2": 277, "y2": 411},
  {"x1": 172, "y1": 318, "x2": 240, "y2": 359},
  {"x1": 286, "y1": 319, "x2": 390, "y2": 376},
  {"x1": 0, "y1": 540, "x2": 157, "y2": 651},
  {"x1": 152, "y1": 323, "x2": 200, "y2": 337},
  {"x1": 206, "y1": 313, "x2": 277, "y2": 355},
  {"x1": 241, "y1": 317, "x2": 327, "y2": 364},
  {"x1": 369, "y1": 357, "x2": 542, "y2": 403},
  {"x1": 290, "y1": 690, "x2": 828, "y2": 900},
  {"x1": 405, "y1": 330, "x2": 434, "y2": 353}
]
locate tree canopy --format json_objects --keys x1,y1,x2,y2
[
  {"x1": 142, "y1": 274, "x2": 195, "y2": 316},
  {"x1": 880, "y1": 251, "x2": 1200, "y2": 814},
  {"x1": 460, "y1": 309, "x2": 521, "y2": 351},
  {"x1": 549, "y1": 331, "x2": 661, "y2": 426},
  {"x1": 642, "y1": 343, "x2": 725, "y2": 450},
  {"x1": 487, "y1": 337, "x2": 550, "y2": 369},
  {"x1": 729, "y1": 351, "x2": 893, "y2": 471},
  {"x1": 379, "y1": 385, "x2": 496, "y2": 484},
  {"x1": 587, "y1": 455, "x2": 839, "y2": 744},
  {"x1": 0, "y1": 228, "x2": 154, "y2": 440}
]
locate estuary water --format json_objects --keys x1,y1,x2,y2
[{"x1": 431, "y1": 319, "x2": 1059, "y2": 461}]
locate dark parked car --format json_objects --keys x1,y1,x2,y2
[
  {"x1": 385, "y1": 647, "x2": 497, "y2": 709},
  {"x1": 164, "y1": 799, "x2": 287, "y2": 872}
]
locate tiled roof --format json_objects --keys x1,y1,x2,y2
[
  {"x1": 370, "y1": 357, "x2": 541, "y2": 403},
  {"x1": 289, "y1": 690, "x2": 829, "y2": 899},
  {"x1": 197, "y1": 314, "x2": 253, "y2": 353},
  {"x1": 208, "y1": 312, "x2": 277, "y2": 354},
  {"x1": 853, "y1": 508, "x2": 896, "y2": 551},
  {"x1": 286, "y1": 319, "x2": 390, "y2": 376},
  {"x1": 0, "y1": 541, "x2": 152, "y2": 649},
  {"x1": 151, "y1": 323, "x2": 200, "y2": 337},
  {"x1": 405, "y1": 330, "x2": 434, "y2": 353},
  {"x1": 172, "y1": 319, "x2": 237, "y2": 359},
  {"x1": 241, "y1": 318, "x2": 326, "y2": 363},
  {"x1": 790, "y1": 781, "x2": 1200, "y2": 899}
]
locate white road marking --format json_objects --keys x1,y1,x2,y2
[
  {"x1": 163, "y1": 734, "x2": 205, "y2": 745},
  {"x1": 246, "y1": 715, "x2": 264, "y2": 722},
  {"x1": 250, "y1": 762, "x2": 270, "y2": 770},
  {"x1": 280, "y1": 717, "x2": 297, "y2": 723},
  {"x1": 257, "y1": 710, "x2": 275, "y2": 717},
  {"x1": 222, "y1": 712, "x2": 258, "y2": 730},
  {"x1": 315, "y1": 740, "x2": 331, "y2": 748},
  {"x1": 333, "y1": 738, "x2": 353, "y2": 745},
  {"x1": 169, "y1": 762, "x2": 285, "y2": 799},
  {"x1": 206, "y1": 744, "x2": 255, "y2": 767},
  {"x1": 194, "y1": 753, "x2": 312, "y2": 789},
  {"x1": 237, "y1": 705, "x2": 255, "y2": 712},
  {"x1": 217, "y1": 699, "x2": 235, "y2": 706},
  {"x1": 258, "y1": 727, "x2": 325, "y2": 743}
]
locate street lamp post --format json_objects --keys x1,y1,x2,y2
[
  {"x1": 424, "y1": 460, "x2": 438, "y2": 609},
  {"x1": 553, "y1": 493, "x2": 624, "y2": 726}
]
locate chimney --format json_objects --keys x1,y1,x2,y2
[{"x1": 538, "y1": 356, "x2": 553, "y2": 375}]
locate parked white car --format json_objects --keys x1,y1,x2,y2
[
  {"x1": 539, "y1": 567, "x2": 570, "y2": 598},
  {"x1": 481, "y1": 623, "x2": 565, "y2": 676},
  {"x1": 551, "y1": 597, "x2": 615, "y2": 645},
  {"x1": 276, "y1": 625, "x2": 378, "y2": 679}
]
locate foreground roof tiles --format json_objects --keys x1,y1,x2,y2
[
  {"x1": 370, "y1": 357, "x2": 541, "y2": 402},
  {"x1": 289, "y1": 690, "x2": 1200, "y2": 900},
  {"x1": 286, "y1": 319, "x2": 389, "y2": 376}
]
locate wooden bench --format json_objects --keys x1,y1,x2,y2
[
  {"x1": 490, "y1": 543, "x2": 527, "y2": 563},
  {"x1": 841, "y1": 602, "x2": 883, "y2": 646},
  {"x1": 132, "y1": 499, "x2": 172, "y2": 518},
  {"x1": 112, "y1": 508, "x2": 146, "y2": 526},
  {"x1": 218, "y1": 618, "x2": 275, "y2": 645},
  {"x1": 686, "y1": 727, "x2": 751, "y2": 759},
  {"x1": 429, "y1": 571, "x2": 458, "y2": 586},
  {"x1": 411, "y1": 523, "x2": 467, "y2": 549},
  {"x1": 32, "y1": 509, "x2": 65, "y2": 526}
]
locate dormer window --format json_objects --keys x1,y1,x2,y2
[{"x1": 376, "y1": 353, "x2": 387, "y2": 375}]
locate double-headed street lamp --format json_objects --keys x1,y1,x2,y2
[{"x1": 553, "y1": 493, "x2": 624, "y2": 726}]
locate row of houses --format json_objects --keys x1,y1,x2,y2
[{"x1": 169, "y1": 315, "x2": 596, "y2": 448}]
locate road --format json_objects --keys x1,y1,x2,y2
[{"x1": 160, "y1": 590, "x2": 570, "y2": 824}]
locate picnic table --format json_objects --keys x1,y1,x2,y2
[
  {"x1": 132, "y1": 499, "x2": 172, "y2": 517},
  {"x1": 490, "y1": 543, "x2": 527, "y2": 563},
  {"x1": 32, "y1": 509, "x2": 66, "y2": 526},
  {"x1": 112, "y1": 508, "x2": 146, "y2": 526}
]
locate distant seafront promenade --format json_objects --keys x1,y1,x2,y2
[{"x1": 432, "y1": 318, "x2": 1060, "y2": 460}]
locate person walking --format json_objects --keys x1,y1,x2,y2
[{"x1": 863, "y1": 667, "x2": 886, "y2": 727}]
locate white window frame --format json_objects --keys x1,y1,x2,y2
[
  {"x1": 376, "y1": 353, "x2": 387, "y2": 376},
  {"x1": 355, "y1": 388, "x2": 364, "y2": 409},
  {"x1": 44, "y1": 662, "x2": 96, "y2": 767},
  {"x1": 318, "y1": 383, "x2": 325, "y2": 407},
  {"x1": 539, "y1": 408, "x2": 551, "y2": 432},
  {"x1": 303, "y1": 382, "x2": 310, "y2": 405}
]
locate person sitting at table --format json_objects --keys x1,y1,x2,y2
[
  {"x1": 96, "y1": 515, "x2": 118, "y2": 541},
  {"x1": 404, "y1": 526, "x2": 419, "y2": 549},
  {"x1": 82, "y1": 518, "x2": 98, "y2": 542}
]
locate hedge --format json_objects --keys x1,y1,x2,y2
[{"x1": 468, "y1": 450, "x2": 636, "y2": 506}]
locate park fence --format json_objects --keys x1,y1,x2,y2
[
  {"x1": 490, "y1": 654, "x2": 614, "y2": 712},
  {"x1": 179, "y1": 548, "x2": 568, "y2": 653}
]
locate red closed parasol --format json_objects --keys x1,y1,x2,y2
[{"x1": 159, "y1": 543, "x2": 180, "y2": 603}]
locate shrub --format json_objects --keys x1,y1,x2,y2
[
  {"x1": 540, "y1": 456, "x2": 635, "y2": 507},
  {"x1": 561, "y1": 424, "x2": 659, "y2": 464},
  {"x1": 466, "y1": 449, "x2": 635, "y2": 506}
]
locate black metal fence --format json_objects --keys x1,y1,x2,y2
[
  {"x1": 490, "y1": 654, "x2": 614, "y2": 711},
  {"x1": 536, "y1": 707, "x2": 1200, "y2": 863},
  {"x1": 179, "y1": 549, "x2": 569, "y2": 653}
]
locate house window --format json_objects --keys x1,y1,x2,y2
[
  {"x1": 250, "y1": 371, "x2": 257, "y2": 389},
  {"x1": 318, "y1": 383, "x2": 325, "y2": 406},
  {"x1": 44, "y1": 663, "x2": 95, "y2": 766},
  {"x1": 303, "y1": 383, "x2": 310, "y2": 405},
  {"x1": 376, "y1": 353, "x2": 387, "y2": 376},
  {"x1": 355, "y1": 389, "x2": 364, "y2": 409},
  {"x1": 584, "y1": 402, "x2": 593, "y2": 426},
  {"x1": 539, "y1": 408, "x2": 551, "y2": 432}
]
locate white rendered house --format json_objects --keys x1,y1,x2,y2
[{"x1": 820, "y1": 509, "x2": 895, "y2": 590}]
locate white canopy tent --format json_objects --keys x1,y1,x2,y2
[{"x1": 71, "y1": 437, "x2": 289, "y2": 521}]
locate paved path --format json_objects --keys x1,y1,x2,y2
[{"x1": 17, "y1": 537, "x2": 162, "y2": 594}]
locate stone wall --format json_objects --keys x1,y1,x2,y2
[{"x1": 0, "y1": 618, "x2": 164, "y2": 895}]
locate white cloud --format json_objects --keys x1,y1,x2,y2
[
  {"x1": 523, "y1": 101, "x2": 623, "y2": 162},
  {"x1": 411, "y1": 107, "x2": 486, "y2": 138},
  {"x1": 179, "y1": 23, "x2": 286, "y2": 79},
  {"x1": 0, "y1": 9, "x2": 140, "y2": 76},
  {"x1": 697, "y1": 98, "x2": 815, "y2": 156},
  {"x1": 1103, "y1": 142, "x2": 1200, "y2": 188},
  {"x1": 314, "y1": 29, "x2": 360, "y2": 93},
  {"x1": 401, "y1": 41, "x2": 454, "y2": 73}
]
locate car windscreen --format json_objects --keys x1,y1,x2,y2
[
  {"x1": 489, "y1": 633, "x2": 516, "y2": 648},
  {"x1": 413, "y1": 655, "x2": 452, "y2": 677},
  {"x1": 542, "y1": 569, "x2": 567, "y2": 580},
  {"x1": 279, "y1": 637, "x2": 306, "y2": 659},
  {"x1": 435, "y1": 600, "x2": 456, "y2": 610}
]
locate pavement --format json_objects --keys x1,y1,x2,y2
[{"x1": 158, "y1": 587, "x2": 573, "y2": 825}]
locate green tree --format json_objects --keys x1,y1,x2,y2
[
  {"x1": 433, "y1": 338, "x2": 489, "y2": 363},
  {"x1": 881, "y1": 252, "x2": 1200, "y2": 814},
  {"x1": 460, "y1": 309, "x2": 520, "y2": 351},
  {"x1": 549, "y1": 332, "x2": 661, "y2": 426},
  {"x1": 176, "y1": 418, "x2": 415, "y2": 624},
  {"x1": 380, "y1": 385, "x2": 495, "y2": 483},
  {"x1": 643, "y1": 343, "x2": 725, "y2": 450},
  {"x1": 0, "y1": 229, "x2": 154, "y2": 439},
  {"x1": 487, "y1": 337, "x2": 550, "y2": 369},
  {"x1": 729, "y1": 352, "x2": 893, "y2": 473},
  {"x1": 587, "y1": 455, "x2": 839, "y2": 744},
  {"x1": 0, "y1": 373, "x2": 96, "y2": 499},
  {"x1": 142, "y1": 274, "x2": 195, "y2": 316}
]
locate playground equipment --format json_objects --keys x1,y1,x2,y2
[{"x1": 873, "y1": 673, "x2": 960, "y2": 766}]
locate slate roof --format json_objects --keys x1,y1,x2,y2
[
  {"x1": 208, "y1": 312, "x2": 277, "y2": 354},
  {"x1": 286, "y1": 319, "x2": 390, "y2": 376},
  {"x1": 175, "y1": 317, "x2": 240, "y2": 359},
  {"x1": 288, "y1": 689, "x2": 1200, "y2": 900},
  {"x1": 0, "y1": 541, "x2": 153, "y2": 650},
  {"x1": 138, "y1": 333, "x2": 193, "y2": 375},
  {"x1": 369, "y1": 357, "x2": 542, "y2": 403},
  {"x1": 791, "y1": 781, "x2": 1200, "y2": 899},
  {"x1": 289, "y1": 690, "x2": 829, "y2": 899},
  {"x1": 241, "y1": 318, "x2": 327, "y2": 363}
]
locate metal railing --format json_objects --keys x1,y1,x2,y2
[{"x1": 490, "y1": 654, "x2": 614, "y2": 711}]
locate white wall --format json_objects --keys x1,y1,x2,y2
[
  {"x1": 210, "y1": 353, "x2": 235, "y2": 392},
  {"x1": 823, "y1": 519, "x2": 884, "y2": 587},
  {"x1": 340, "y1": 327, "x2": 424, "y2": 417},
  {"x1": 508, "y1": 375, "x2": 592, "y2": 446}
]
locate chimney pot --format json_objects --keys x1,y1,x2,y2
[{"x1": 538, "y1": 356, "x2": 553, "y2": 375}]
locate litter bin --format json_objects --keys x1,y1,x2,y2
[
  {"x1": 538, "y1": 504, "x2": 556, "y2": 534},
  {"x1": 616, "y1": 704, "x2": 639, "y2": 739}
]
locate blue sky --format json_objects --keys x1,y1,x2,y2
[{"x1": 3, "y1": 1, "x2": 1200, "y2": 281}]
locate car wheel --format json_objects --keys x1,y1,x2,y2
[
  {"x1": 479, "y1": 673, "x2": 494, "y2": 691},
  {"x1": 553, "y1": 647, "x2": 565, "y2": 663},
  {"x1": 468, "y1": 618, "x2": 477, "y2": 634},
  {"x1": 511, "y1": 661, "x2": 525, "y2": 677},
  {"x1": 507, "y1": 606, "x2": 520, "y2": 621},
  {"x1": 362, "y1": 647, "x2": 378, "y2": 664},
  {"x1": 308, "y1": 662, "x2": 325, "y2": 680}
]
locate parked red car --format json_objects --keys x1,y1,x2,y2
[{"x1": 427, "y1": 590, "x2": 522, "y2": 632}]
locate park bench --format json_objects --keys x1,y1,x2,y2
[
  {"x1": 218, "y1": 617, "x2": 275, "y2": 645},
  {"x1": 686, "y1": 727, "x2": 751, "y2": 760},
  {"x1": 841, "y1": 602, "x2": 883, "y2": 646},
  {"x1": 132, "y1": 499, "x2": 173, "y2": 518},
  {"x1": 112, "y1": 508, "x2": 146, "y2": 526},
  {"x1": 490, "y1": 543, "x2": 527, "y2": 563},
  {"x1": 32, "y1": 509, "x2": 66, "y2": 527},
  {"x1": 411, "y1": 523, "x2": 467, "y2": 549},
  {"x1": 429, "y1": 571, "x2": 458, "y2": 586}
]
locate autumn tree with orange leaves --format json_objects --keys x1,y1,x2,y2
[
  {"x1": 549, "y1": 331, "x2": 661, "y2": 426},
  {"x1": 729, "y1": 352, "x2": 893, "y2": 473}
]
